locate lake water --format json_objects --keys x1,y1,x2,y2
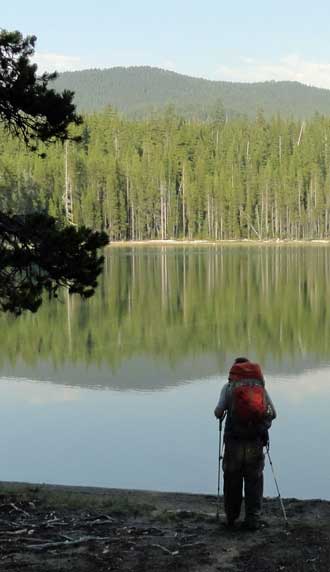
[{"x1": 0, "y1": 245, "x2": 329, "y2": 499}]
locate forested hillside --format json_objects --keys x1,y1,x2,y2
[
  {"x1": 1, "y1": 109, "x2": 330, "y2": 241},
  {"x1": 53, "y1": 66, "x2": 330, "y2": 119}
]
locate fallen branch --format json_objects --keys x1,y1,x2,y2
[
  {"x1": 82, "y1": 518, "x2": 114, "y2": 526},
  {"x1": 28, "y1": 535, "x2": 111, "y2": 551},
  {"x1": 9, "y1": 503, "x2": 30, "y2": 517},
  {"x1": 180, "y1": 541, "x2": 205, "y2": 549},
  {"x1": 58, "y1": 534, "x2": 74, "y2": 542},
  {"x1": 151, "y1": 543, "x2": 179, "y2": 556},
  {"x1": 44, "y1": 521, "x2": 69, "y2": 528},
  {"x1": 0, "y1": 503, "x2": 31, "y2": 517},
  {"x1": 83, "y1": 514, "x2": 114, "y2": 523},
  {"x1": 0, "y1": 528, "x2": 28, "y2": 535}
]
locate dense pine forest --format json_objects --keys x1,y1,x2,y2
[
  {"x1": 2, "y1": 109, "x2": 330, "y2": 241},
  {"x1": 54, "y1": 67, "x2": 330, "y2": 119}
]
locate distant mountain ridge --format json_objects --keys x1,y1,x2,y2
[{"x1": 53, "y1": 66, "x2": 330, "y2": 119}]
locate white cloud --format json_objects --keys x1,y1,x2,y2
[
  {"x1": 33, "y1": 50, "x2": 177, "y2": 75},
  {"x1": 0, "y1": 377, "x2": 80, "y2": 405},
  {"x1": 33, "y1": 51, "x2": 89, "y2": 74},
  {"x1": 268, "y1": 366, "x2": 330, "y2": 404},
  {"x1": 214, "y1": 54, "x2": 330, "y2": 89},
  {"x1": 160, "y1": 60, "x2": 176, "y2": 71}
]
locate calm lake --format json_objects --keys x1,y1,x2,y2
[{"x1": 0, "y1": 245, "x2": 329, "y2": 499}]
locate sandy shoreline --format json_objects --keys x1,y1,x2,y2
[{"x1": 109, "y1": 238, "x2": 330, "y2": 247}]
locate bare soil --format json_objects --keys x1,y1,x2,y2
[{"x1": 0, "y1": 482, "x2": 329, "y2": 571}]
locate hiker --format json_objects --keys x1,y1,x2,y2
[{"x1": 214, "y1": 357, "x2": 276, "y2": 530}]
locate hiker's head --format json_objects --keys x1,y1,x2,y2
[{"x1": 234, "y1": 357, "x2": 249, "y2": 364}]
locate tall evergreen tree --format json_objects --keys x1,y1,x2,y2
[{"x1": 0, "y1": 30, "x2": 108, "y2": 314}]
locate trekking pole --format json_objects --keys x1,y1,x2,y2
[
  {"x1": 266, "y1": 445, "x2": 288, "y2": 527},
  {"x1": 216, "y1": 417, "x2": 224, "y2": 521}
]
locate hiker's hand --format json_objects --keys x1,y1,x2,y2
[{"x1": 214, "y1": 407, "x2": 224, "y2": 419}]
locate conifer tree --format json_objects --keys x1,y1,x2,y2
[{"x1": 0, "y1": 30, "x2": 108, "y2": 315}]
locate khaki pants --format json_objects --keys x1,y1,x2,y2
[{"x1": 223, "y1": 439, "x2": 265, "y2": 523}]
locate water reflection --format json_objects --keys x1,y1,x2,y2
[
  {"x1": 0, "y1": 368, "x2": 329, "y2": 499},
  {"x1": 0, "y1": 246, "x2": 329, "y2": 390},
  {"x1": 0, "y1": 246, "x2": 330, "y2": 498}
]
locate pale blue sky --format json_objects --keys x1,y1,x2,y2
[{"x1": 2, "y1": 1, "x2": 330, "y2": 87}]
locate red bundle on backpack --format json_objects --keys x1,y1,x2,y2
[
  {"x1": 229, "y1": 361, "x2": 264, "y2": 382},
  {"x1": 229, "y1": 361, "x2": 267, "y2": 424}
]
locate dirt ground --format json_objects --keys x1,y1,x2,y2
[{"x1": 0, "y1": 482, "x2": 329, "y2": 572}]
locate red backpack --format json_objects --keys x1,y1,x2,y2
[{"x1": 229, "y1": 362, "x2": 267, "y2": 424}]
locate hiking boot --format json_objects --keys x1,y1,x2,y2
[
  {"x1": 240, "y1": 518, "x2": 260, "y2": 531},
  {"x1": 225, "y1": 516, "x2": 237, "y2": 529}
]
